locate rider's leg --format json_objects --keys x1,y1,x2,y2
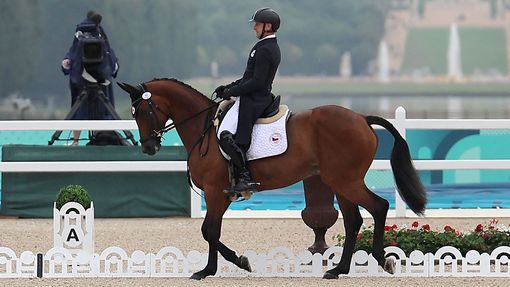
[{"x1": 219, "y1": 131, "x2": 258, "y2": 193}]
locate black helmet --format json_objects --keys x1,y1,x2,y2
[{"x1": 250, "y1": 7, "x2": 280, "y2": 32}]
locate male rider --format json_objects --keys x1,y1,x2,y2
[{"x1": 215, "y1": 7, "x2": 281, "y2": 195}]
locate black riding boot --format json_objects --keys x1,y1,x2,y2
[{"x1": 219, "y1": 131, "x2": 259, "y2": 195}]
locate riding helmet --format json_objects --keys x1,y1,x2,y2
[{"x1": 250, "y1": 7, "x2": 280, "y2": 32}]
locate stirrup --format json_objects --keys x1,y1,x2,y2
[
  {"x1": 223, "y1": 182, "x2": 259, "y2": 201},
  {"x1": 225, "y1": 190, "x2": 254, "y2": 202}
]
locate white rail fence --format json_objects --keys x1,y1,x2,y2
[
  {"x1": 1, "y1": 107, "x2": 510, "y2": 218},
  {"x1": 1, "y1": 245, "x2": 509, "y2": 278}
]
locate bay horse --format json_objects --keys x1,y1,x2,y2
[{"x1": 118, "y1": 78, "x2": 427, "y2": 280}]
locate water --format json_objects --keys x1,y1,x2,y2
[{"x1": 205, "y1": 182, "x2": 510, "y2": 211}]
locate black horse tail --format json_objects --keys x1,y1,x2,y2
[{"x1": 366, "y1": 115, "x2": 427, "y2": 216}]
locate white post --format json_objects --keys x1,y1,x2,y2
[
  {"x1": 394, "y1": 107, "x2": 407, "y2": 217},
  {"x1": 189, "y1": 177, "x2": 203, "y2": 218}
]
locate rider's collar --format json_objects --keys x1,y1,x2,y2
[{"x1": 258, "y1": 34, "x2": 276, "y2": 42}]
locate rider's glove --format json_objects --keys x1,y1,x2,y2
[
  {"x1": 220, "y1": 88, "x2": 234, "y2": 99},
  {"x1": 214, "y1": 85, "x2": 226, "y2": 98}
]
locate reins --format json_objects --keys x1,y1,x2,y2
[{"x1": 134, "y1": 83, "x2": 226, "y2": 197}]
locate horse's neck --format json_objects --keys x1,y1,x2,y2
[{"x1": 154, "y1": 81, "x2": 213, "y2": 152}]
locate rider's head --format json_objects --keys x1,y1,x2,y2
[{"x1": 249, "y1": 7, "x2": 280, "y2": 39}]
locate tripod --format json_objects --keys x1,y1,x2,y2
[{"x1": 48, "y1": 83, "x2": 137, "y2": 145}]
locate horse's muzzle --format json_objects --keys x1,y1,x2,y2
[{"x1": 141, "y1": 140, "x2": 161, "y2": 155}]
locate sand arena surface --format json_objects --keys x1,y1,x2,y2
[{"x1": 1, "y1": 217, "x2": 509, "y2": 286}]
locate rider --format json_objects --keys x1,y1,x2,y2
[{"x1": 215, "y1": 7, "x2": 281, "y2": 195}]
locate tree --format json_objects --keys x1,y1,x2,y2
[{"x1": 0, "y1": 0, "x2": 41, "y2": 95}]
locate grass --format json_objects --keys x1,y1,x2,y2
[
  {"x1": 401, "y1": 27, "x2": 508, "y2": 76},
  {"x1": 401, "y1": 28, "x2": 449, "y2": 74},
  {"x1": 460, "y1": 27, "x2": 507, "y2": 74}
]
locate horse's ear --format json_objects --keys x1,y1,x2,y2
[
  {"x1": 117, "y1": 82, "x2": 139, "y2": 94},
  {"x1": 117, "y1": 82, "x2": 143, "y2": 102}
]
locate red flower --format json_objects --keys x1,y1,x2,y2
[
  {"x1": 411, "y1": 221, "x2": 419, "y2": 228},
  {"x1": 357, "y1": 233, "x2": 363, "y2": 240},
  {"x1": 422, "y1": 224, "x2": 430, "y2": 232},
  {"x1": 475, "y1": 224, "x2": 484, "y2": 233},
  {"x1": 391, "y1": 224, "x2": 398, "y2": 230},
  {"x1": 488, "y1": 225, "x2": 495, "y2": 230},
  {"x1": 384, "y1": 225, "x2": 393, "y2": 231},
  {"x1": 482, "y1": 234, "x2": 489, "y2": 240},
  {"x1": 444, "y1": 225, "x2": 455, "y2": 232}
]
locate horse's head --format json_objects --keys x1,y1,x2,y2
[{"x1": 118, "y1": 82, "x2": 165, "y2": 155}]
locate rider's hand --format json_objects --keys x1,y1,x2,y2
[
  {"x1": 214, "y1": 85, "x2": 226, "y2": 97},
  {"x1": 62, "y1": 59, "x2": 71, "y2": 69},
  {"x1": 220, "y1": 88, "x2": 233, "y2": 99}
]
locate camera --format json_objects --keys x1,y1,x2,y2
[
  {"x1": 81, "y1": 37, "x2": 104, "y2": 65},
  {"x1": 75, "y1": 24, "x2": 107, "y2": 83}
]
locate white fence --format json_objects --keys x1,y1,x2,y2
[
  {"x1": 1, "y1": 245, "x2": 509, "y2": 278},
  {"x1": 1, "y1": 107, "x2": 510, "y2": 218}
]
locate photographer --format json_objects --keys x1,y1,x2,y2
[{"x1": 61, "y1": 11, "x2": 119, "y2": 146}]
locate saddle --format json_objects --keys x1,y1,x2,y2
[
  {"x1": 215, "y1": 95, "x2": 291, "y2": 162},
  {"x1": 214, "y1": 94, "x2": 285, "y2": 126}
]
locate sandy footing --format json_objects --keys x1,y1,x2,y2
[{"x1": 1, "y1": 217, "x2": 509, "y2": 286}]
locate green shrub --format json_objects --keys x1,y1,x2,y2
[
  {"x1": 55, "y1": 185, "x2": 92, "y2": 210},
  {"x1": 335, "y1": 219, "x2": 510, "y2": 256}
]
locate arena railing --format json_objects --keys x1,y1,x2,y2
[{"x1": 1, "y1": 107, "x2": 510, "y2": 219}]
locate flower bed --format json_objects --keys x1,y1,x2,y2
[{"x1": 335, "y1": 219, "x2": 510, "y2": 256}]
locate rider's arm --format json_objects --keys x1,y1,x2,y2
[{"x1": 227, "y1": 47, "x2": 272, "y2": 96}]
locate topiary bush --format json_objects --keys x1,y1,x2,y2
[{"x1": 55, "y1": 185, "x2": 92, "y2": 210}]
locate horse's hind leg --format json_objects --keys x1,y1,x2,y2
[
  {"x1": 323, "y1": 195, "x2": 362, "y2": 279},
  {"x1": 322, "y1": 181, "x2": 391, "y2": 277},
  {"x1": 359, "y1": 185, "x2": 391, "y2": 272}
]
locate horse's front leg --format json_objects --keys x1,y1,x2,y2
[
  {"x1": 190, "y1": 210, "x2": 222, "y2": 280},
  {"x1": 190, "y1": 189, "x2": 251, "y2": 279},
  {"x1": 218, "y1": 242, "x2": 252, "y2": 272}
]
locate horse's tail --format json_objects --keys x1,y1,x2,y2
[{"x1": 366, "y1": 115, "x2": 427, "y2": 216}]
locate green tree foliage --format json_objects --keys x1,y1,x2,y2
[
  {"x1": 0, "y1": 0, "x2": 198, "y2": 103},
  {"x1": 0, "y1": 0, "x2": 388, "y2": 106},
  {"x1": 103, "y1": 0, "x2": 197, "y2": 82},
  {"x1": 0, "y1": 0, "x2": 40, "y2": 94},
  {"x1": 194, "y1": 0, "x2": 389, "y2": 76}
]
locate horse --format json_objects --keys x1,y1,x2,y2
[{"x1": 118, "y1": 78, "x2": 427, "y2": 280}]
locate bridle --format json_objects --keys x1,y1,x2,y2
[{"x1": 130, "y1": 83, "x2": 218, "y2": 150}]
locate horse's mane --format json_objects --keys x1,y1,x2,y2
[{"x1": 148, "y1": 78, "x2": 211, "y2": 101}]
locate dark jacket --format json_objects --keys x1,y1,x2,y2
[
  {"x1": 228, "y1": 36, "x2": 281, "y2": 147},
  {"x1": 62, "y1": 17, "x2": 118, "y2": 85},
  {"x1": 62, "y1": 17, "x2": 119, "y2": 120}
]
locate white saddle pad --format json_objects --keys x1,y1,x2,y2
[{"x1": 217, "y1": 97, "x2": 290, "y2": 161}]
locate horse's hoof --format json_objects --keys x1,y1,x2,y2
[
  {"x1": 239, "y1": 255, "x2": 252, "y2": 272},
  {"x1": 322, "y1": 271, "x2": 339, "y2": 279},
  {"x1": 383, "y1": 258, "x2": 396, "y2": 274},
  {"x1": 190, "y1": 271, "x2": 208, "y2": 280}
]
